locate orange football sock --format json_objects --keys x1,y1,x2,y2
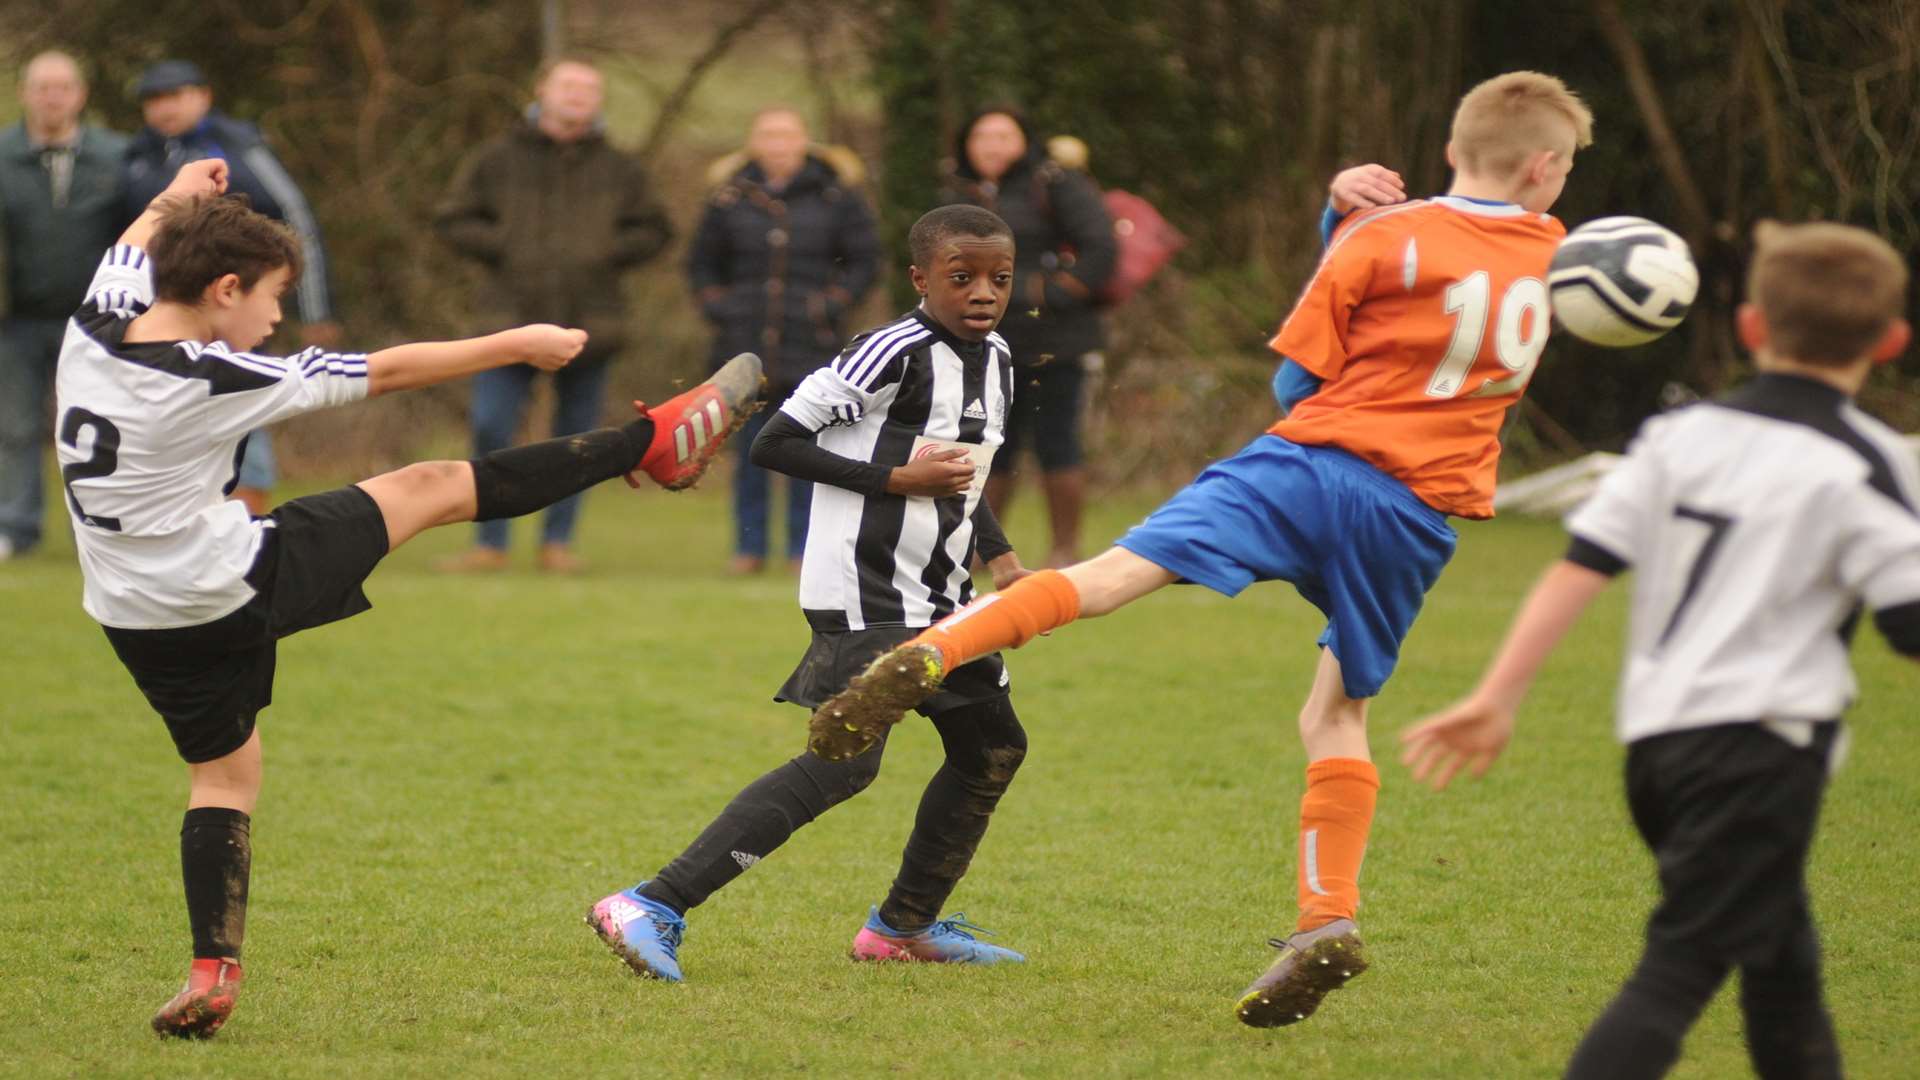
[
  {"x1": 911, "y1": 569, "x2": 1082, "y2": 670},
  {"x1": 1296, "y1": 757, "x2": 1379, "y2": 932}
]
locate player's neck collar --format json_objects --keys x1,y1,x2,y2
[
  {"x1": 1431, "y1": 194, "x2": 1529, "y2": 218},
  {"x1": 911, "y1": 305, "x2": 987, "y2": 358}
]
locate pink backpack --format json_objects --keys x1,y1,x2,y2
[{"x1": 1097, "y1": 189, "x2": 1186, "y2": 306}]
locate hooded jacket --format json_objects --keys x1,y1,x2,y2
[
  {"x1": 686, "y1": 152, "x2": 880, "y2": 394},
  {"x1": 124, "y1": 111, "x2": 333, "y2": 322},
  {"x1": 435, "y1": 119, "x2": 671, "y2": 358},
  {"x1": 943, "y1": 108, "x2": 1116, "y2": 364}
]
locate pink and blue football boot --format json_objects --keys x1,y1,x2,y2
[
  {"x1": 850, "y1": 908, "x2": 1025, "y2": 965},
  {"x1": 587, "y1": 884, "x2": 686, "y2": 982}
]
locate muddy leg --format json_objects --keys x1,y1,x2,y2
[{"x1": 877, "y1": 696, "x2": 1027, "y2": 932}]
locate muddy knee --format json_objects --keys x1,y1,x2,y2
[
  {"x1": 979, "y1": 741, "x2": 1027, "y2": 786},
  {"x1": 795, "y1": 743, "x2": 884, "y2": 804}
]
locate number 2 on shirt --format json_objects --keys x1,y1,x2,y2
[
  {"x1": 59, "y1": 407, "x2": 123, "y2": 532},
  {"x1": 1424, "y1": 272, "x2": 1551, "y2": 399}
]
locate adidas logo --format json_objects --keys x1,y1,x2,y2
[
  {"x1": 963, "y1": 399, "x2": 987, "y2": 420},
  {"x1": 730, "y1": 850, "x2": 761, "y2": 870},
  {"x1": 603, "y1": 895, "x2": 645, "y2": 928},
  {"x1": 671, "y1": 398, "x2": 727, "y2": 463}
]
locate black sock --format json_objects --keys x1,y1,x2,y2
[
  {"x1": 641, "y1": 746, "x2": 884, "y2": 915},
  {"x1": 1740, "y1": 922, "x2": 1843, "y2": 1080},
  {"x1": 470, "y1": 417, "x2": 654, "y2": 521},
  {"x1": 878, "y1": 697, "x2": 1026, "y2": 934},
  {"x1": 180, "y1": 807, "x2": 251, "y2": 960},
  {"x1": 1565, "y1": 945, "x2": 1726, "y2": 1080}
]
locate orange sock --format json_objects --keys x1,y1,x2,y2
[
  {"x1": 1296, "y1": 757, "x2": 1379, "y2": 932},
  {"x1": 911, "y1": 569, "x2": 1082, "y2": 670}
]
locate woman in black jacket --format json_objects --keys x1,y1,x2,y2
[
  {"x1": 688, "y1": 107, "x2": 880, "y2": 573},
  {"x1": 944, "y1": 106, "x2": 1115, "y2": 567}
]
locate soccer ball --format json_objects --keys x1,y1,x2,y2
[{"x1": 1548, "y1": 216, "x2": 1699, "y2": 347}]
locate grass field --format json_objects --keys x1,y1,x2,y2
[{"x1": 3, "y1": 476, "x2": 1916, "y2": 1078}]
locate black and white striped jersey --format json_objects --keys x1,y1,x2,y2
[
  {"x1": 1566, "y1": 373, "x2": 1920, "y2": 743},
  {"x1": 778, "y1": 307, "x2": 1013, "y2": 631},
  {"x1": 53, "y1": 244, "x2": 369, "y2": 629}
]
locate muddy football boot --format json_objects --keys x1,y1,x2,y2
[
  {"x1": 850, "y1": 908, "x2": 1025, "y2": 965},
  {"x1": 806, "y1": 643, "x2": 945, "y2": 761},
  {"x1": 151, "y1": 957, "x2": 242, "y2": 1039},
  {"x1": 631, "y1": 352, "x2": 763, "y2": 490},
  {"x1": 587, "y1": 885, "x2": 687, "y2": 982},
  {"x1": 1234, "y1": 918, "x2": 1368, "y2": 1028}
]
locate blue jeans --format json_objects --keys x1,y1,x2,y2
[
  {"x1": 733, "y1": 407, "x2": 811, "y2": 559},
  {"x1": 0, "y1": 318, "x2": 64, "y2": 551},
  {"x1": 469, "y1": 358, "x2": 611, "y2": 550},
  {"x1": 236, "y1": 429, "x2": 277, "y2": 490}
]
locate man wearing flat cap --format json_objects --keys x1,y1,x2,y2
[{"x1": 123, "y1": 59, "x2": 341, "y2": 513}]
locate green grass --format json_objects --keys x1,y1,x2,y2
[{"x1": 3, "y1": 477, "x2": 1917, "y2": 1078}]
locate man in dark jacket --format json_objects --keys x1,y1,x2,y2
[
  {"x1": 125, "y1": 60, "x2": 337, "y2": 340},
  {"x1": 0, "y1": 51, "x2": 127, "y2": 559},
  {"x1": 687, "y1": 106, "x2": 879, "y2": 573},
  {"x1": 124, "y1": 59, "x2": 340, "y2": 514},
  {"x1": 434, "y1": 57, "x2": 671, "y2": 573},
  {"x1": 945, "y1": 106, "x2": 1114, "y2": 567}
]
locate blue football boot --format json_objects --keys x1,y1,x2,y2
[
  {"x1": 849, "y1": 907, "x2": 1025, "y2": 964},
  {"x1": 587, "y1": 884, "x2": 687, "y2": 982}
]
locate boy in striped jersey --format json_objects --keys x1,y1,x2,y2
[
  {"x1": 589, "y1": 206, "x2": 1035, "y2": 980},
  {"x1": 805, "y1": 72, "x2": 1594, "y2": 1027},
  {"x1": 1403, "y1": 221, "x2": 1920, "y2": 1079},
  {"x1": 61, "y1": 161, "x2": 758, "y2": 1038}
]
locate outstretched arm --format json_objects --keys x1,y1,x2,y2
[
  {"x1": 365, "y1": 325, "x2": 586, "y2": 398},
  {"x1": 119, "y1": 159, "x2": 228, "y2": 250},
  {"x1": 1399, "y1": 560, "x2": 1613, "y2": 790}
]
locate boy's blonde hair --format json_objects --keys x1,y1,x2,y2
[
  {"x1": 1450, "y1": 71, "x2": 1594, "y2": 178},
  {"x1": 1748, "y1": 221, "x2": 1908, "y2": 366}
]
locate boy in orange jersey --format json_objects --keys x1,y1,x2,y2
[{"x1": 804, "y1": 71, "x2": 1594, "y2": 1028}]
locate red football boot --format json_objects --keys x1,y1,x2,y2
[
  {"x1": 151, "y1": 957, "x2": 243, "y2": 1039},
  {"x1": 629, "y1": 352, "x2": 763, "y2": 491}
]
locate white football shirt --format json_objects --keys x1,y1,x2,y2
[
  {"x1": 1566, "y1": 373, "x2": 1920, "y2": 743},
  {"x1": 54, "y1": 244, "x2": 370, "y2": 629},
  {"x1": 779, "y1": 309, "x2": 1012, "y2": 631}
]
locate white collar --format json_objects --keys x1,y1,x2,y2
[{"x1": 1430, "y1": 195, "x2": 1538, "y2": 219}]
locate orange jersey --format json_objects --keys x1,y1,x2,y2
[{"x1": 1268, "y1": 197, "x2": 1566, "y2": 518}]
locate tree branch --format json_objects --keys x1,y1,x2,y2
[
  {"x1": 1591, "y1": 0, "x2": 1712, "y2": 246},
  {"x1": 637, "y1": 0, "x2": 789, "y2": 163}
]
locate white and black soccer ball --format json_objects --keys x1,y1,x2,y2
[{"x1": 1548, "y1": 217, "x2": 1699, "y2": 347}]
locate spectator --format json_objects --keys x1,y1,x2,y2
[
  {"x1": 0, "y1": 50, "x2": 127, "y2": 560},
  {"x1": 945, "y1": 105, "x2": 1114, "y2": 567},
  {"x1": 434, "y1": 57, "x2": 671, "y2": 573},
  {"x1": 689, "y1": 106, "x2": 879, "y2": 574},
  {"x1": 124, "y1": 59, "x2": 340, "y2": 515}
]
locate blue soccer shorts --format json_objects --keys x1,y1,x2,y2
[{"x1": 1116, "y1": 434, "x2": 1457, "y2": 698}]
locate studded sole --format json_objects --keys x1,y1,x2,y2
[
  {"x1": 806, "y1": 644, "x2": 945, "y2": 761},
  {"x1": 1233, "y1": 932, "x2": 1369, "y2": 1028}
]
